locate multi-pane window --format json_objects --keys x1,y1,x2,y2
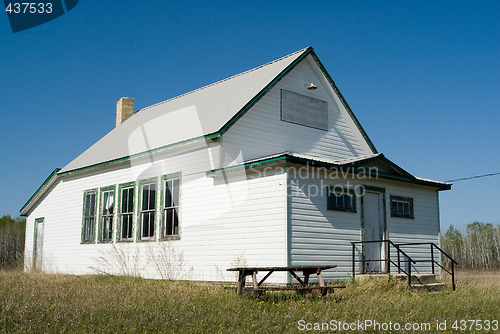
[
  {"x1": 390, "y1": 196, "x2": 414, "y2": 218},
  {"x1": 82, "y1": 190, "x2": 97, "y2": 243},
  {"x1": 162, "y1": 177, "x2": 180, "y2": 238},
  {"x1": 119, "y1": 186, "x2": 134, "y2": 241},
  {"x1": 99, "y1": 189, "x2": 115, "y2": 242},
  {"x1": 327, "y1": 187, "x2": 356, "y2": 212},
  {"x1": 140, "y1": 182, "x2": 156, "y2": 239},
  {"x1": 82, "y1": 177, "x2": 180, "y2": 243}
]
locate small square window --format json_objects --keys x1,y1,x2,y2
[
  {"x1": 390, "y1": 196, "x2": 414, "y2": 218},
  {"x1": 327, "y1": 187, "x2": 356, "y2": 212}
]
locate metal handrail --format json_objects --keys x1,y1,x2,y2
[
  {"x1": 397, "y1": 242, "x2": 458, "y2": 291},
  {"x1": 351, "y1": 240, "x2": 417, "y2": 286}
]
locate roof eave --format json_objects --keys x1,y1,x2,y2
[
  {"x1": 21, "y1": 133, "x2": 222, "y2": 215},
  {"x1": 19, "y1": 168, "x2": 61, "y2": 216},
  {"x1": 59, "y1": 132, "x2": 220, "y2": 175},
  {"x1": 207, "y1": 152, "x2": 451, "y2": 190},
  {"x1": 414, "y1": 178, "x2": 452, "y2": 191}
]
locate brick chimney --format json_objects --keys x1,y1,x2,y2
[{"x1": 116, "y1": 97, "x2": 134, "y2": 127}]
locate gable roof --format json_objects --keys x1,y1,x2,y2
[
  {"x1": 60, "y1": 48, "x2": 305, "y2": 173},
  {"x1": 59, "y1": 47, "x2": 376, "y2": 174},
  {"x1": 21, "y1": 47, "x2": 379, "y2": 215}
]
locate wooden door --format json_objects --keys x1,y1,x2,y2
[
  {"x1": 362, "y1": 192, "x2": 385, "y2": 272},
  {"x1": 33, "y1": 219, "x2": 44, "y2": 270}
]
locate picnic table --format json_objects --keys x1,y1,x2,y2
[{"x1": 227, "y1": 265, "x2": 345, "y2": 296}]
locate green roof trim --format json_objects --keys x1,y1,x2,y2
[
  {"x1": 19, "y1": 168, "x2": 61, "y2": 215},
  {"x1": 342, "y1": 153, "x2": 416, "y2": 180},
  {"x1": 20, "y1": 133, "x2": 218, "y2": 215},
  {"x1": 206, "y1": 156, "x2": 287, "y2": 175},
  {"x1": 217, "y1": 47, "x2": 314, "y2": 135},
  {"x1": 309, "y1": 51, "x2": 378, "y2": 154},
  {"x1": 207, "y1": 153, "x2": 451, "y2": 190},
  {"x1": 58, "y1": 133, "x2": 219, "y2": 176}
]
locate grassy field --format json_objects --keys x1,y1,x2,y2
[{"x1": 0, "y1": 270, "x2": 498, "y2": 333}]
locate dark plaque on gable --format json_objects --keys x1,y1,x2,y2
[{"x1": 280, "y1": 89, "x2": 328, "y2": 130}]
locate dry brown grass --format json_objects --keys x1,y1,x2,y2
[
  {"x1": 445, "y1": 268, "x2": 500, "y2": 286},
  {"x1": 0, "y1": 269, "x2": 498, "y2": 333}
]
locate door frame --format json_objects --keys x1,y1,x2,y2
[
  {"x1": 360, "y1": 186, "x2": 387, "y2": 273},
  {"x1": 33, "y1": 217, "x2": 45, "y2": 271}
]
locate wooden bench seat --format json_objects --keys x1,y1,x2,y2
[{"x1": 240, "y1": 285, "x2": 346, "y2": 296}]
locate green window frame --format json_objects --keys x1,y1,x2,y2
[
  {"x1": 161, "y1": 173, "x2": 181, "y2": 240},
  {"x1": 138, "y1": 178, "x2": 158, "y2": 240},
  {"x1": 81, "y1": 189, "x2": 97, "y2": 243},
  {"x1": 98, "y1": 186, "x2": 115, "y2": 242},
  {"x1": 390, "y1": 195, "x2": 414, "y2": 218},
  {"x1": 327, "y1": 186, "x2": 357, "y2": 212},
  {"x1": 118, "y1": 182, "x2": 135, "y2": 242}
]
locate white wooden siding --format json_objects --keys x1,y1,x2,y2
[
  {"x1": 288, "y1": 170, "x2": 441, "y2": 281},
  {"x1": 25, "y1": 142, "x2": 287, "y2": 282},
  {"x1": 221, "y1": 55, "x2": 372, "y2": 166},
  {"x1": 386, "y1": 187, "x2": 440, "y2": 275},
  {"x1": 289, "y1": 175, "x2": 361, "y2": 281}
]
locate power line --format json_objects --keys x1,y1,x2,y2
[{"x1": 445, "y1": 172, "x2": 500, "y2": 183}]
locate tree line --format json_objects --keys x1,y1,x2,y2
[
  {"x1": 0, "y1": 215, "x2": 25, "y2": 270},
  {"x1": 441, "y1": 221, "x2": 500, "y2": 269}
]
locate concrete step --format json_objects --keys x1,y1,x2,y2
[
  {"x1": 355, "y1": 274, "x2": 391, "y2": 282},
  {"x1": 393, "y1": 274, "x2": 437, "y2": 284},
  {"x1": 411, "y1": 283, "x2": 447, "y2": 292},
  {"x1": 355, "y1": 273, "x2": 448, "y2": 291},
  {"x1": 356, "y1": 273, "x2": 437, "y2": 284}
]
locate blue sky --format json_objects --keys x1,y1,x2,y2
[{"x1": 1, "y1": 1, "x2": 498, "y2": 231}]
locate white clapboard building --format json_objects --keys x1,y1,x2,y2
[{"x1": 21, "y1": 47, "x2": 451, "y2": 283}]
